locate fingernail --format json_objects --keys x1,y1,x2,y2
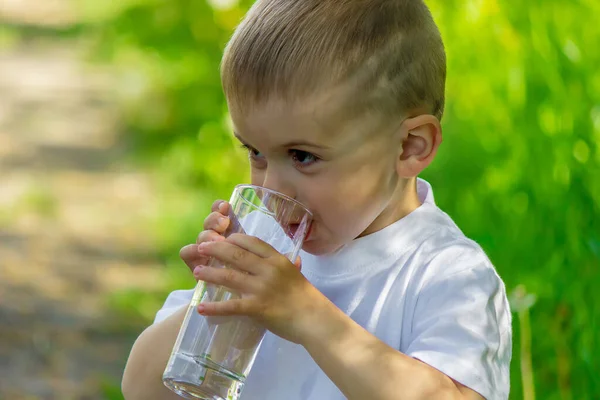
[
  {"x1": 197, "y1": 304, "x2": 205, "y2": 314},
  {"x1": 193, "y1": 266, "x2": 203, "y2": 277},
  {"x1": 197, "y1": 243, "x2": 208, "y2": 252}
]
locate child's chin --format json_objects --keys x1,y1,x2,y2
[{"x1": 301, "y1": 240, "x2": 341, "y2": 256}]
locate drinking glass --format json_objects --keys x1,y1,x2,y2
[{"x1": 163, "y1": 184, "x2": 312, "y2": 399}]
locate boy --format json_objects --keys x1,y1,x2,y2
[{"x1": 122, "y1": 0, "x2": 512, "y2": 399}]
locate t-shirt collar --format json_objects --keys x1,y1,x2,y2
[{"x1": 300, "y1": 178, "x2": 438, "y2": 280}]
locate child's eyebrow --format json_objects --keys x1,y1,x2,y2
[
  {"x1": 234, "y1": 133, "x2": 255, "y2": 149},
  {"x1": 234, "y1": 133, "x2": 330, "y2": 150},
  {"x1": 280, "y1": 140, "x2": 331, "y2": 150}
]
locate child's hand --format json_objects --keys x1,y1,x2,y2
[
  {"x1": 193, "y1": 234, "x2": 325, "y2": 345},
  {"x1": 179, "y1": 200, "x2": 230, "y2": 276}
]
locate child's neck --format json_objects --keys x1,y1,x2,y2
[{"x1": 358, "y1": 178, "x2": 421, "y2": 238}]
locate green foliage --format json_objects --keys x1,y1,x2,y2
[
  {"x1": 81, "y1": 0, "x2": 599, "y2": 398},
  {"x1": 423, "y1": 1, "x2": 600, "y2": 398},
  {"x1": 99, "y1": 376, "x2": 125, "y2": 400}
]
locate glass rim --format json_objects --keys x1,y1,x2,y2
[{"x1": 234, "y1": 184, "x2": 313, "y2": 219}]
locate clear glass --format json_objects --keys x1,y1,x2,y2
[{"x1": 163, "y1": 185, "x2": 313, "y2": 400}]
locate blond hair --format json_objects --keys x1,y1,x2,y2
[{"x1": 221, "y1": 0, "x2": 446, "y2": 122}]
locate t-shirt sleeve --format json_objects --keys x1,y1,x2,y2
[
  {"x1": 153, "y1": 289, "x2": 195, "y2": 324},
  {"x1": 405, "y1": 247, "x2": 512, "y2": 400}
]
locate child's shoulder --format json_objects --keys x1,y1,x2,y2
[
  {"x1": 418, "y1": 207, "x2": 496, "y2": 276},
  {"x1": 407, "y1": 186, "x2": 500, "y2": 287},
  {"x1": 406, "y1": 215, "x2": 508, "y2": 329}
]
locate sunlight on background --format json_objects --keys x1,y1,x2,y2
[
  {"x1": 207, "y1": 0, "x2": 241, "y2": 11},
  {"x1": 0, "y1": 0, "x2": 598, "y2": 399}
]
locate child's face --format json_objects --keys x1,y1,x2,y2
[{"x1": 230, "y1": 99, "x2": 409, "y2": 255}]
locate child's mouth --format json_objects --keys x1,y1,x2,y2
[
  {"x1": 286, "y1": 223, "x2": 299, "y2": 238},
  {"x1": 285, "y1": 221, "x2": 313, "y2": 240}
]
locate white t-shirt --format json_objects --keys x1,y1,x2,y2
[{"x1": 154, "y1": 179, "x2": 512, "y2": 400}]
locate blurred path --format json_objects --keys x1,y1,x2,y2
[{"x1": 0, "y1": 4, "x2": 164, "y2": 399}]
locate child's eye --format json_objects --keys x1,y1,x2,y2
[
  {"x1": 241, "y1": 144, "x2": 264, "y2": 158},
  {"x1": 240, "y1": 144, "x2": 267, "y2": 168},
  {"x1": 289, "y1": 149, "x2": 318, "y2": 167}
]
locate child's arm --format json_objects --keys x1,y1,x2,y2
[
  {"x1": 122, "y1": 201, "x2": 231, "y2": 399},
  {"x1": 121, "y1": 306, "x2": 187, "y2": 400},
  {"x1": 299, "y1": 296, "x2": 484, "y2": 400},
  {"x1": 195, "y1": 235, "x2": 493, "y2": 400}
]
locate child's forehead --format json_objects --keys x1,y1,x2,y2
[
  {"x1": 231, "y1": 102, "x2": 364, "y2": 150},
  {"x1": 229, "y1": 89, "x2": 383, "y2": 147}
]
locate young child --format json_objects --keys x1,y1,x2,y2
[{"x1": 122, "y1": 1, "x2": 512, "y2": 399}]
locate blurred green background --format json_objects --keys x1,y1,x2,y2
[{"x1": 0, "y1": 0, "x2": 598, "y2": 399}]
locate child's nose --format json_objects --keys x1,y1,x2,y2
[{"x1": 262, "y1": 169, "x2": 296, "y2": 200}]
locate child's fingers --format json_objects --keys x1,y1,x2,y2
[
  {"x1": 203, "y1": 211, "x2": 230, "y2": 233},
  {"x1": 210, "y1": 199, "x2": 224, "y2": 212},
  {"x1": 195, "y1": 229, "x2": 224, "y2": 245},
  {"x1": 193, "y1": 265, "x2": 257, "y2": 294},
  {"x1": 204, "y1": 200, "x2": 230, "y2": 233},
  {"x1": 210, "y1": 200, "x2": 230, "y2": 214},
  {"x1": 180, "y1": 231, "x2": 224, "y2": 274},
  {"x1": 180, "y1": 244, "x2": 211, "y2": 274},
  {"x1": 197, "y1": 298, "x2": 250, "y2": 317},
  {"x1": 217, "y1": 201, "x2": 230, "y2": 215}
]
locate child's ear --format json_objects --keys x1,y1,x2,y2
[{"x1": 396, "y1": 114, "x2": 442, "y2": 178}]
